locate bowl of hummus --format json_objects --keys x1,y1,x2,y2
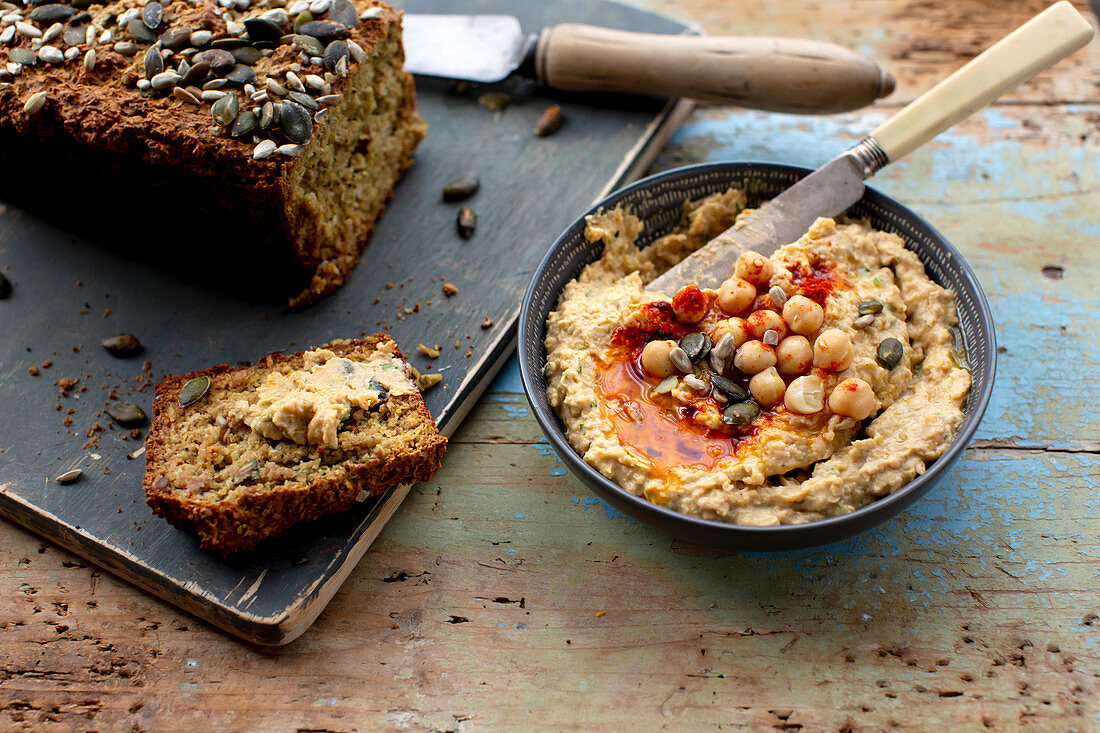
[{"x1": 519, "y1": 162, "x2": 995, "y2": 550}]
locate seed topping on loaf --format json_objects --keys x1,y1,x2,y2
[{"x1": 0, "y1": 0, "x2": 388, "y2": 158}]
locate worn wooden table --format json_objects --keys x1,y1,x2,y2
[{"x1": 3, "y1": 0, "x2": 1098, "y2": 730}]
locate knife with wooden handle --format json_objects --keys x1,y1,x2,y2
[
  {"x1": 647, "y1": 0, "x2": 1095, "y2": 294},
  {"x1": 402, "y1": 15, "x2": 895, "y2": 114}
]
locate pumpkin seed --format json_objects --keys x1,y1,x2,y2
[
  {"x1": 723, "y1": 400, "x2": 760, "y2": 426},
  {"x1": 876, "y1": 337, "x2": 904, "y2": 370},
  {"x1": 230, "y1": 109, "x2": 257, "y2": 139},
  {"x1": 179, "y1": 60, "x2": 210, "y2": 87},
  {"x1": 442, "y1": 174, "x2": 479, "y2": 202},
  {"x1": 415, "y1": 373, "x2": 441, "y2": 391},
  {"x1": 0, "y1": 272, "x2": 11, "y2": 299},
  {"x1": 211, "y1": 37, "x2": 249, "y2": 50},
  {"x1": 159, "y1": 25, "x2": 191, "y2": 49},
  {"x1": 292, "y1": 33, "x2": 324, "y2": 56},
  {"x1": 101, "y1": 333, "x2": 142, "y2": 357},
  {"x1": 286, "y1": 89, "x2": 318, "y2": 110},
  {"x1": 298, "y1": 20, "x2": 347, "y2": 42},
  {"x1": 323, "y1": 39, "x2": 347, "y2": 71},
  {"x1": 11, "y1": 48, "x2": 37, "y2": 66},
  {"x1": 127, "y1": 17, "x2": 156, "y2": 43},
  {"x1": 141, "y1": 1, "x2": 161, "y2": 30},
  {"x1": 327, "y1": 0, "x2": 356, "y2": 28},
  {"x1": 225, "y1": 64, "x2": 256, "y2": 85},
  {"x1": 63, "y1": 24, "x2": 86, "y2": 45},
  {"x1": 279, "y1": 99, "x2": 312, "y2": 143},
  {"x1": 71, "y1": 11, "x2": 92, "y2": 24},
  {"x1": 55, "y1": 468, "x2": 82, "y2": 484},
  {"x1": 679, "y1": 331, "x2": 710, "y2": 362},
  {"x1": 195, "y1": 48, "x2": 235, "y2": 73},
  {"x1": 232, "y1": 45, "x2": 262, "y2": 65},
  {"x1": 211, "y1": 92, "x2": 239, "y2": 126},
  {"x1": 178, "y1": 376, "x2": 210, "y2": 407},
  {"x1": 858, "y1": 299, "x2": 884, "y2": 316},
  {"x1": 107, "y1": 402, "x2": 146, "y2": 426},
  {"x1": 143, "y1": 45, "x2": 163, "y2": 79},
  {"x1": 293, "y1": 10, "x2": 313, "y2": 32},
  {"x1": 456, "y1": 206, "x2": 476, "y2": 238},
  {"x1": 710, "y1": 374, "x2": 749, "y2": 402},
  {"x1": 29, "y1": 3, "x2": 73, "y2": 24},
  {"x1": 533, "y1": 104, "x2": 563, "y2": 137},
  {"x1": 244, "y1": 17, "x2": 283, "y2": 43}
]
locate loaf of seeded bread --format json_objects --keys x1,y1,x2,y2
[
  {"x1": 0, "y1": 0, "x2": 423, "y2": 306},
  {"x1": 143, "y1": 336, "x2": 446, "y2": 554}
]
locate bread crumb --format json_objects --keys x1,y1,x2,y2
[
  {"x1": 442, "y1": 283, "x2": 458, "y2": 296},
  {"x1": 28, "y1": 366, "x2": 39, "y2": 376},
  {"x1": 417, "y1": 344, "x2": 440, "y2": 359},
  {"x1": 481, "y1": 317, "x2": 493, "y2": 329}
]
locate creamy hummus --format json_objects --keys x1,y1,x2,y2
[
  {"x1": 233, "y1": 344, "x2": 416, "y2": 449},
  {"x1": 544, "y1": 188, "x2": 972, "y2": 525}
]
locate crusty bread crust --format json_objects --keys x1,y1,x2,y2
[{"x1": 143, "y1": 336, "x2": 446, "y2": 555}]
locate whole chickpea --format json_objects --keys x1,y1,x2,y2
[
  {"x1": 671, "y1": 285, "x2": 709, "y2": 324},
  {"x1": 745, "y1": 309, "x2": 789, "y2": 341},
  {"x1": 716, "y1": 276, "x2": 756, "y2": 315},
  {"x1": 733, "y1": 340, "x2": 776, "y2": 375},
  {"x1": 782, "y1": 295, "x2": 825, "y2": 335},
  {"x1": 640, "y1": 339, "x2": 677, "y2": 378},
  {"x1": 749, "y1": 367, "x2": 786, "y2": 407},
  {"x1": 784, "y1": 375, "x2": 825, "y2": 415},
  {"x1": 710, "y1": 317, "x2": 750, "y2": 350},
  {"x1": 813, "y1": 328, "x2": 854, "y2": 371},
  {"x1": 776, "y1": 335, "x2": 814, "y2": 375},
  {"x1": 828, "y1": 378, "x2": 876, "y2": 420},
  {"x1": 735, "y1": 251, "x2": 773, "y2": 287}
]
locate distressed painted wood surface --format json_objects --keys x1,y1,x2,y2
[{"x1": 2, "y1": 0, "x2": 1099, "y2": 730}]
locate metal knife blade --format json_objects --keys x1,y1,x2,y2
[
  {"x1": 403, "y1": 14, "x2": 528, "y2": 83},
  {"x1": 646, "y1": 153, "x2": 868, "y2": 295}
]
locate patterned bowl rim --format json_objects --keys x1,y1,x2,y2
[{"x1": 518, "y1": 161, "x2": 997, "y2": 543}]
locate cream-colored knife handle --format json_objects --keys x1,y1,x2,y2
[
  {"x1": 871, "y1": 1, "x2": 1093, "y2": 162},
  {"x1": 534, "y1": 24, "x2": 894, "y2": 114}
]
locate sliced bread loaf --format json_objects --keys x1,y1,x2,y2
[{"x1": 143, "y1": 336, "x2": 446, "y2": 554}]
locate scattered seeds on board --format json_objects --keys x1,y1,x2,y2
[
  {"x1": 456, "y1": 206, "x2": 476, "y2": 238},
  {"x1": 107, "y1": 402, "x2": 147, "y2": 426},
  {"x1": 481, "y1": 317, "x2": 493, "y2": 329},
  {"x1": 178, "y1": 376, "x2": 210, "y2": 407},
  {"x1": 0, "y1": 272, "x2": 11, "y2": 300},
  {"x1": 417, "y1": 343, "x2": 440, "y2": 359},
  {"x1": 533, "y1": 105, "x2": 563, "y2": 137},
  {"x1": 416, "y1": 373, "x2": 442, "y2": 391},
  {"x1": 102, "y1": 333, "x2": 142, "y2": 357},
  {"x1": 55, "y1": 468, "x2": 82, "y2": 484},
  {"x1": 442, "y1": 283, "x2": 458, "y2": 297},
  {"x1": 442, "y1": 175, "x2": 480, "y2": 202}
]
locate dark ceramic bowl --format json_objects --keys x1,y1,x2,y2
[{"x1": 518, "y1": 162, "x2": 996, "y2": 551}]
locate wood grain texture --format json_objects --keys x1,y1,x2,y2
[{"x1": 2, "y1": 0, "x2": 1099, "y2": 729}]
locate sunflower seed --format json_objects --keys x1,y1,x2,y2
[
  {"x1": 346, "y1": 39, "x2": 365, "y2": 63},
  {"x1": 303, "y1": 73, "x2": 324, "y2": 90},
  {"x1": 202, "y1": 78, "x2": 226, "y2": 90},
  {"x1": 107, "y1": 401, "x2": 146, "y2": 426},
  {"x1": 63, "y1": 43, "x2": 80, "y2": 59},
  {"x1": 22, "y1": 90, "x2": 46, "y2": 115},
  {"x1": 113, "y1": 41, "x2": 137, "y2": 56},
  {"x1": 315, "y1": 93, "x2": 340, "y2": 106},
  {"x1": 201, "y1": 89, "x2": 226, "y2": 101},
  {"x1": 287, "y1": 0, "x2": 308, "y2": 13},
  {"x1": 5, "y1": 62, "x2": 20, "y2": 75},
  {"x1": 307, "y1": 0, "x2": 329, "y2": 14},
  {"x1": 260, "y1": 9, "x2": 288, "y2": 26},
  {"x1": 178, "y1": 376, "x2": 210, "y2": 407},
  {"x1": 442, "y1": 174, "x2": 479, "y2": 202},
  {"x1": 142, "y1": 0, "x2": 162, "y2": 30},
  {"x1": 683, "y1": 374, "x2": 708, "y2": 392},
  {"x1": 669, "y1": 346, "x2": 692, "y2": 373},
  {"x1": 249, "y1": 90, "x2": 268, "y2": 103},
  {"x1": 143, "y1": 44, "x2": 163, "y2": 78},
  {"x1": 769, "y1": 285, "x2": 787, "y2": 307},
  {"x1": 278, "y1": 99, "x2": 312, "y2": 142},
  {"x1": 763, "y1": 329, "x2": 780, "y2": 346},
  {"x1": 136, "y1": 79, "x2": 151, "y2": 91},
  {"x1": 253, "y1": 138, "x2": 276, "y2": 159},
  {"x1": 37, "y1": 44, "x2": 62, "y2": 63},
  {"x1": 456, "y1": 206, "x2": 476, "y2": 238},
  {"x1": 534, "y1": 105, "x2": 563, "y2": 137},
  {"x1": 172, "y1": 86, "x2": 200, "y2": 104},
  {"x1": 189, "y1": 29, "x2": 211, "y2": 46},
  {"x1": 82, "y1": 47, "x2": 94, "y2": 72},
  {"x1": 29, "y1": 3, "x2": 73, "y2": 24},
  {"x1": 55, "y1": 468, "x2": 82, "y2": 484},
  {"x1": 0, "y1": 26, "x2": 14, "y2": 43},
  {"x1": 334, "y1": 53, "x2": 346, "y2": 77},
  {"x1": 211, "y1": 92, "x2": 238, "y2": 125},
  {"x1": 15, "y1": 21, "x2": 41, "y2": 38},
  {"x1": 102, "y1": 333, "x2": 142, "y2": 356},
  {"x1": 281, "y1": 69, "x2": 304, "y2": 92},
  {"x1": 712, "y1": 333, "x2": 735, "y2": 360},
  {"x1": 708, "y1": 352, "x2": 725, "y2": 374},
  {"x1": 274, "y1": 143, "x2": 302, "y2": 156},
  {"x1": 40, "y1": 21, "x2": 61, "y2": 42},
  {"x1": 97, "y1": 29, "x2": 110, "y2": 44},
  {"x1": 84, "y1": 24, "x2": 95, "y2": 44},
  {"x1": 225, "y1": 20, "x2": 244, "y2": 35},
  {"x1": 853, "y1": 314, "x2": 875, "y2": 329},
  {"x1": 259, "y1": 100, "x2": 273, "y2": 128},
  {"x1": 313, "y1": 107, "x2": 327, "y2": 122},
  {"x1": 150, "y1": 70, "x2": 179, "y2": 89},
  {"x1": 359, "y1": 7, "x2": 382, "y2": 20},
  {"x1": 118, "y1": 8, "x2": 141, "y2": 26},
  {"x1": 328, "y1": 0, "x2": 356, "y2": 28}
]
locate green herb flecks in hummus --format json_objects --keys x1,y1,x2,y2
[{"x1": 543, "y1": 188, "x2": 971, "y2": 526}]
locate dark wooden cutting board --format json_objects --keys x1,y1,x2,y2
[{"x1": 0, "y1": 0, "x2": 690, "y2": 644}]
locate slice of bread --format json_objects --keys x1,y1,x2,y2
[{"x1": 143, "y1": 336, "x2": 445, "y2": 555}]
